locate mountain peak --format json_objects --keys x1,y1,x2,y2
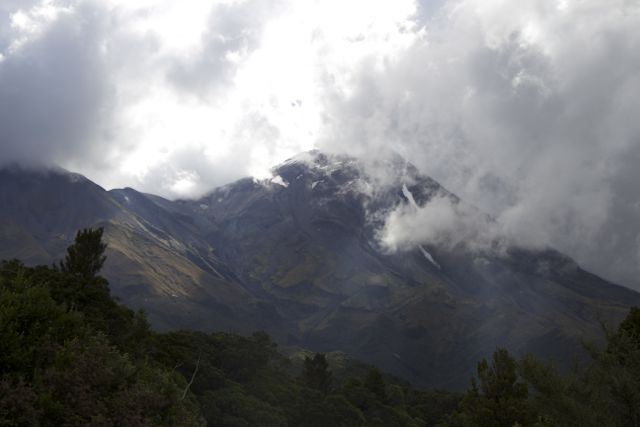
[
  {"x1": 268, "y1": 150, "x2": 443, "y2": 202},
  {"x1": 275, "y1": 149, "x2": 419, "y2": 180},
  {"x1": 2, "y1": 153, "x2": 639, "y2": 391}
]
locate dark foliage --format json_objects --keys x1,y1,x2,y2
[
  {"x1": 365, "y1": 368, "x2": 388, "y2": 403},
  {"x1": 445, "y1": 348, "x2": 534, "y2": 426},
  {"x1": 1, "y1": 227, "x2": 638, "y2": 426},
  {"x1": 60, "y1": 228, "x2": 107, "y2": 280},
  {"x1": 301, "y1": 353, "x2": 333, "y2": 395},
  {"x1": 0, "y1": 228, "x2": 201, "y2": 426},
  {"x1": 520, "y1": 307, "x2": 640, "y2": 427},
  {"x1": 0, "y1": 229, "x2": 463, "y2": 426}
]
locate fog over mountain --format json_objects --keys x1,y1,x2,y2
[
  {"x1": 1, "y1": 0, "x2": 639, "y2": 290},
  {"x1": 2, "y1": 153, "x2": 639, "y2": 390}
]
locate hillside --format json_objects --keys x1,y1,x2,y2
[
  {"x1": 1, "y1": 230, "x2": 463, "y2": 426},
  {"x1": 3, "y1": 228, "x2": 639, "y2": 426},
  {"x1": 0, "y1": 152, "x2": 638, "y2": 389}
]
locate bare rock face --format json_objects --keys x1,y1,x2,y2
[{"x1": 1, "y1": 152, "x2": 638, "y2": 389}]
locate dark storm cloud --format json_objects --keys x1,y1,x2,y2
[{"x1": 0, "y1": 1, "x2": 115, "y2": 168}]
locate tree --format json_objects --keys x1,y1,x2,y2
[
  {"x1": 451, "y1": 348, "x2": 534, "y2": 427},
  {"x1": 586, "y1": 306, "x2": 640, "y2": 426},
  {"x1": 364, "y1": 368, "x2": 387, "y2": 402},
  {"x1": 521, "y1": 307, "x2": 640, "y2": 427},
  {"x1": 60, "y1": 228, "x2": 107, "y2": 280},
  {"x1": 301, "y1": 353, "x2": 332, "y2": 395},
  {"x1": 611, "y1": 306, "x2": 640, "y2": 355},
  {"x1": 476, "y1": 348, "x2": 529, "y2": 404},
  {"x1": 0, "y1": 246, "x2": 202, "y2": 426}
]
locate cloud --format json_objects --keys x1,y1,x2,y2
[
  {"x1": 0, "y1": 0, "x2": 639, "y2": 290},
  {"x1": 0, "y1": 0, "x2": 115, "y2": 169},
  {"x1": 378, "y1": 193, "x2": 500, "y2": 253},
  {"x1": 0, "y1": 0, "x2": 42, "y2": 50},
  {"x1": 318, "y1": 0, "x2": 640, "y2": 288},
  {"x1": 129, "y1": 111, "x2": 283, "y2": 197},
  {"x1": 168, "y1": 0, "x2": 284, "y2": 97},
  {"x1": 0, "y1": 0, "x2": 293, "y2": 196}
]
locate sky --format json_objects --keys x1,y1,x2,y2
[{"x1": 1, "y1": 0, "x2": 640, "y2": 290}]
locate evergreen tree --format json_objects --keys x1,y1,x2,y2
[
  {"x1": 1, "y1": 228, "x2": 466, "y2": 427},
  {"x1": 521, "y1": 307, "x2": 640, "y2": 427},
  {"x1": 451, "y1": 348, "x2": 534, "y2": 427},
  {"x1": 602, "y1": 306, "x2": 640, "y2": 425},
  {"x1": 364, "y1": 367, "x2": 387, "y2": 402},
  {"x1": 301, "y1": 353, "x2": 333, "y2": 395},
  {"x1": 60, "y1": 228, "x2": 107, "y2": 280}
]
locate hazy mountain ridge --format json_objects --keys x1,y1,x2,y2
[{"x1": 0, "y1": 152, "x2": 638, "y2": 389}]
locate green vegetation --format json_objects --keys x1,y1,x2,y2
[
  {"x1": 0, "y1": 229, "x2": 200, "y2": 426},
  {"x1": 1, "y1": 228, "x2": 639, "y2": 426},
  {"x1": 301, "y1": 353, "x2": 333, "y2": 395}
]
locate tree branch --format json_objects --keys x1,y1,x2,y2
[{"x1": 181, "y1": 353, "x2": 201, "y2": 401}]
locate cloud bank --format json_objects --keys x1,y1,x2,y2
[
  {"x1": 0, "y1": 0, "x2": 639, "y2": 289},
  {"x1": 318, "y1": 0, "x2": 640, "y2": 289},
  {"x1": 378, "y1": 194, "x2": 499, "y2": 254}
]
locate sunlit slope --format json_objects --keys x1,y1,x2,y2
[
  {"x1": 0, "y1": 167, "x2": 255, "y2": 332},
  {"x1": 1, "y1": 154, "x2": 639, "y2": 389},
  {"x1": 181, "y1": 152, "x2": 640, "y2": 388}
]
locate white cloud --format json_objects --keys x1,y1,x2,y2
[
  {"x1": 0, "y1": 0, "x2": 418, "y2": 199},
  {"x1": 1, "y1": 0, "x2": 640, "y2": 289},
  {"x1": 378, "y1": 194, "x2": 498, "y2": 253},
  {"x1": 318, "y1": 0, "x2": 640, "y2": 288}
]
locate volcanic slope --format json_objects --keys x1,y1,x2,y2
[{"x1": 0, "y1": 153, "x2": 638, "y2": 389}]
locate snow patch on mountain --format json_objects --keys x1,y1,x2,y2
[
  {"x1": 420, "y1": 245, "x2": 440, "y2": 269},
  {"x1": 402, "y1": 184, "x2": 419, "y2": 208},
  {"x1": 270, "y1": 175, "x2": 289, "y2": 187}
]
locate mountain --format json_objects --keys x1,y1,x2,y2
[
  {"x1": 0, "y1": 152, "x2": 638, "y2": 389},
  {"x1": 0, "y1": 166, "x2": 255, "y2": 332}
]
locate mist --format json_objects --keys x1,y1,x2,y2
[
  {"x1": 318, "y1": 0, "x2": 640, "y2": 289},
  {"x1": 0, "y1": 0, "x2": 639, "y2": 289}
]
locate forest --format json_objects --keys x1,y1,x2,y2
[{"x1": 1, "y1": 228, "x2": 638, "y2": 426}]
